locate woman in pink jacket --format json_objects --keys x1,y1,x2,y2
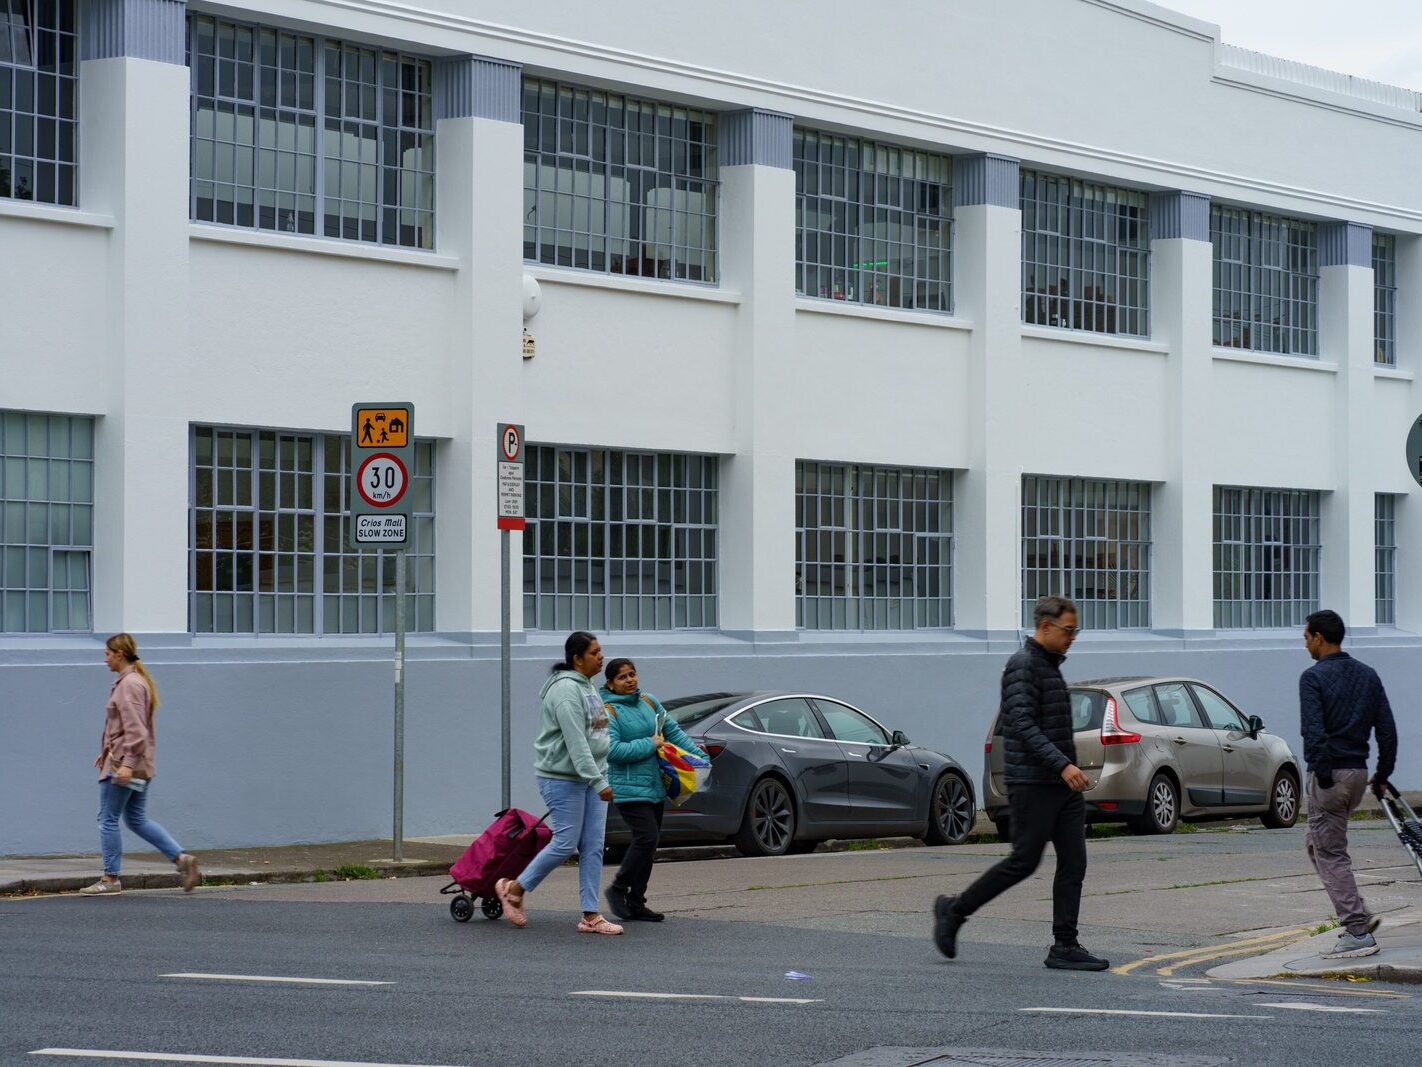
[{"x1": 81, "y1": 634, "x2": 201, "y2": 896}]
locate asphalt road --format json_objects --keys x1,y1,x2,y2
[{"x1": 6, "y1": 823, "x2": 1421, "y2": 1067}]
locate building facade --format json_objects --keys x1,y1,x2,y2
[{"x1": 4, "y1": 0, "x2": 1420, "y2": 853}]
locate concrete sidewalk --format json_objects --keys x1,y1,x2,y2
[{"x1": 1209, "y1": 907, "x2": 1422, "y2": 984}]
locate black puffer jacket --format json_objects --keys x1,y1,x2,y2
[{"x1": 1000, "y1": 638, "x2": 1075, "y2": 785}]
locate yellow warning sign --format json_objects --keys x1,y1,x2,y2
[{"x1": 355, "y1": 407, "x2": 409, "y2": 449}]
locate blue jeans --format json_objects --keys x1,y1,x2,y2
[
  {"x1": 98, "y1": 780, "x2": 184, "y2": 876},
  {"x1": 516, "y1": 777, "x2": 607, "y2": 913}
]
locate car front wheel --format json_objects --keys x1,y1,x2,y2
[
  {"x1": 1261, "y1": 770, "x2": 1300, "y2": 829},
  {"x1": 732, "y1": 777, "x2": 796, "y2": 857},
  {"x1": 1131, "y1": 773, "x2": 1179, "y2": 835},
  {"x1": 922, "y1": 772, "x2": 975, "y2": 846}
]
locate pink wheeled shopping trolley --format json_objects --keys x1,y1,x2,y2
[{"x1": 440, "y1": 808, "x2": 552, "y2": 922}]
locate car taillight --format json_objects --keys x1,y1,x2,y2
[
  {"x1": 1100, "y1": 697, "x2": 1141, "y2": 745},
  {"x1": 984, "y1": 718, "x2": 996, "y2": 754},
  {"x1": 702, "y1": 743, "x2": 725, "y2": 760}
]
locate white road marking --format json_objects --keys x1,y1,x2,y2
[
  {"x1": 1256, "y1": 1001, "x2": 1387, "y2": 1014},
  {"x1": 1019, "y1": 1007, "x2": 1271, "y2": 1020},
  {"x1": 161, "y1": 973, "x2": 392, "y2": 987},
  {"x1": 571, "y1": 990, "x2": 820, "y2": 1005},
  {"x1": 31, "y1": 1052, "x2": 465, "y2": 1067}
]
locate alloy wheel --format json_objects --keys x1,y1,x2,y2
[
  {"x1": 751, "y1": 781, "x2": 794, "y2": 853},
  {"x1": 1151, "y1": 778, "x2": 1177, "y2": 830},
  {"x1": 1274, "y1": 776, "x2": 1298, "y2": 824},
  {"x1": 936, "y1": 775, "x2": 974, "y2": 844}
]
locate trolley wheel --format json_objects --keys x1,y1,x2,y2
[
  {"x1": 481, "y1": 896, "x2": 504, "y2": 920},
  {"x1": 450, "y1": 895, "x2": 475, "y2": 922}
]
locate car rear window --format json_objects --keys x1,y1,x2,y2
[
  {"x1": 1070, "y1": 690, "x2": 1106, "y2": 732},
  {"x1": 666, "y1": 693, "x2": 743, "y2": 730}
]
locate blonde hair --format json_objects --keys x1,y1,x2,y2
[{"x1": 106, "y1": 633, "x2": 160, "y2": 711}]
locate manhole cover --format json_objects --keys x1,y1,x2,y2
[{"x1": 817, "y1": 1050, "x2": 1230, "y2": 1067}]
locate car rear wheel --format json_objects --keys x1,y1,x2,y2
[
  {"x1": 1131, "y1": 773, "x2": 1179, "y2": 835},
  {"x1": 732, "y1": 777, "x2": 796, "y2": 857},
  {"x1": 1261, "y1": 770, "x2": 1300, "y2": 829},
  {"x1": 922, "y1": 772, "x2": 975, "y2": 846}
]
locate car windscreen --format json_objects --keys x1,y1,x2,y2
[
  {"x1": 665, "y1": 693, "x2": 745, "y2": 730},
  {"x1": 1070, "y1": 690, "x2": 1107, "y2": 732}
]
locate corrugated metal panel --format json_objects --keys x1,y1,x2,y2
[
  {"x1": 434, "y1": 55, "x2": 521, "y2": 122},
  {"x1": 1149, "y1": 191, "x2": 1210, "y2": 242},
  {"x1": 1219, "y1": 44, "x2": 1421, "y2": 112},
  {"x1": 952, "y1": 154, "x2": 1018, "y2": 209},
  {"x1": 720, "y1": 109, "x2": 792, "y2": 169},
  {"x1": 80, "y1": 0, "x2": 185, "y2": 65},
  {"x1": 1319, "y1": 220, "x2": 1373, "y2": 267}
]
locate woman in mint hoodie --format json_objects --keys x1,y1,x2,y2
[
  {"x1": 496, "y1": 631, "x2": 623, "y2": 935},
  {"x1": 602, "y1": 657, "x2": 708, "y2": 922}
]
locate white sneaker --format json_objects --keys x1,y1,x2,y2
[
  {"x1": 1323, "y1": 932, "x2": 1379, "y2": 959},
  {"x1": 78, "y1": 879, "x2": 122, "y2": 896}
]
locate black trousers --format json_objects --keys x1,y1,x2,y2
[
  {"x1": 611, "y1": 800, "x2": 665, "y2": 906},
  {"x1": 956, "y1": 783, "x2": 1087, "y2": 945}
]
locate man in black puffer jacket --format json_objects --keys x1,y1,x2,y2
[{"x1": 933, "y1": 596, "x2": 1108, "y2": 971}]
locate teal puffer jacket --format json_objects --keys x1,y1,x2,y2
[{"x1": 603, "y1": 688, "x2": 708, "y2": 805}]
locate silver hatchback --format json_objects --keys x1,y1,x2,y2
[{"x1": 982, "y1": 676, "x2": 1302, "y2": 837}]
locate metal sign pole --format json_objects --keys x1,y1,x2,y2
[
  {"x1": 393, "y1": 547, "x2": 407, "y2": 863},
  {"x1": 500, "y1": 529, "x2": 512, "y2": 810}
]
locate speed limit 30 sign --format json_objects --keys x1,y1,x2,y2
[{"x1": 351, "y1": 403, "x2": 415, "y2": 547}]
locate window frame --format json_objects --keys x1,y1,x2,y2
[
  {"x1": 727, "y1": 697, "x2": 827, "y2": 741},
  {"x1": 1020, "y1": 476, "x2": 1152, "y2": 630},
  {"x1": 188, "y1": 426, "x2": 436, "y2": 636},
  {"x1": 1374, "y1": 233, "x2": 1397, "y2": 367},
  {"x1": 811, "y1": 697, "x2": 891, "y2": 746},
  {"x1": 522, "y1": 76, "x2": 719, "y2": 283},
  {"x1": 1152, "y1": 682, "x2": 1206, "y2": 729},
  {"x1": 1210, "y1": 205, "x2": 1319, "y2": 357},
  {"x1": 793, "y1": 127, "x2": 954, "y2": 313},
  {"x1": 1212, "y1": 485, "x2": 1321, "y2": 629},
  {"x1": 1019, "y1": 169, "x2": 1150, "y2": 338},
  {"x1": 0, "y1": 0, "x2": 79, "y2": 206},
  {"x1": 186, "y1": 14, "x2": 435, "y2": 249},
  {"x1": 1189, "y1": 683, "x2": 1248, "y2": 733},
  {"x1": 1376, "y1": 493, "x2": 1397, "y2": 625}
]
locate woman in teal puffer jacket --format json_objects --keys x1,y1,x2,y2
[{"x1": 602, "y1": 658, "x2": 707, "y2": 922}]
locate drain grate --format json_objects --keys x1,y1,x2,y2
[{"x1": 817, "y1": 1050, "x2": 1231, "y2": 1067}]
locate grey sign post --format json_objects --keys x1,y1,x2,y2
[
  {"x1": 351, "y1": 403, "x2": 416, "y2": 862},
  {"x1": 496, "y1": 423, "x2": 526, "y2": 811},
  {"x1": 1408, "y1": 414, "x2": 1422, "y2": 489}
]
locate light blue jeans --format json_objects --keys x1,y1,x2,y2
[
  {"x1": 99, "y1": 779, "x2": 184, "y2": 876},
  {"x1": 516, "y1": 777, "x2": 607, "y2": 913}
]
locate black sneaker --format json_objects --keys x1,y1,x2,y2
[
  {"x1": 605, "y1": 884, "x2": 632, "y2": 921},
  {"x1": 933, "y1": 895, "x2": 966, "y2": 959},
  {"x1": 628, "y1": 905, "x2": 665, "y2": 922},
  {"x1": 1044, "y1": 942, "x2": 1110, "y2": 971}
]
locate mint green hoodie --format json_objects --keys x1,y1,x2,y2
[{"x1": 534, "y1": 670, "x2": 610, "y2": 794}]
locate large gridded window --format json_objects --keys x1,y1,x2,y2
[
  {"x1": 1021, "y1": 477, "x2": 1151, "y2": 630},
  {"x1": 793, "y1": 129, "x2": 952, "y2": 311},
  {"x1": 1374, "y1": 233, "x2": 1397, "y2": 367},
  {"x1": 1376, "y1": 493, "x2": 1397, "y2": 625},
  {"x1": 1213, "y1": 486, "x2": 1320, "y2": 629},
  {"x1": 522, "y1": 77, "x2": 718, "y2": 282},
  {"x1": 1211, "y1": 206, "x2": 1319, "y2": 356},
  {"x1": 190, "y1": 428, "x2": 435, "y2": 635},
  {"x1": 0, "y1": 0, "x2": 77, "y2": 205},
  {"x1": 188, "y1": 15, "x2": 434, "y2": 248},
  {"x1": 1020, "y1": 171, "x2": 1149, "y2": 337},
  {"x1": 796, "y1": 462, "x2": 953, "y2": 630},
  {"x1": 1, "y1": 412, "x2": 92, "y2": 633},
  {"x1": 523, "y1": 446, "x2": 718, "y2": 631}
]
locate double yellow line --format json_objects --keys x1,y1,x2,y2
[{"x1": 1113, "y1": 926, "x2": 1316, "y2": 977}]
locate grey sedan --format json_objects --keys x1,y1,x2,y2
[{"x1": 605, "y1": 691, "x2": 977, "y2": 856}]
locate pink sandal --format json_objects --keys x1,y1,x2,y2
[
  {"x1": 495, "y1": 879, "x2": 527, "y2": 928},
  {"x1": 577, "y1": 914, "x2": 624, "y2": 936}
]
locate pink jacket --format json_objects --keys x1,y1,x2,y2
[{"x1": 100, "y1": 667, "x2": 156, "y2": 779}]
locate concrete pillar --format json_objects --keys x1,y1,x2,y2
[
  {"x1": 952, "y1": 155, "x2": 1022, "y2": 637},
  {"x1": 1149, "y1": 192, "x2": 1214, "y2": 634},
  {"x1": 80, "y1": 0, "x2": 191, "y2": 634},
  {"x1": 1318, "y1": 221, "x2": 1378, "y2": 631},
  {"x1": 1393, "y1": 235, "x2": 1422, "y2": 633},
  {"x1": 433, "y1": 56, "x2": 526, "y2": 636},
  {"x1": 716, "y1": 110, "x2": 797, "y2": 636}
]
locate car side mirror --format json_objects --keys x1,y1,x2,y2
[
  {"x1": 890, "y1": 730, "x2": 910, "y2": 748},
  {"x1": 1247, "y1": 715, "x2": 1264, "y2": 739}
]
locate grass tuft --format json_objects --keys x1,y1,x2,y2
[{"x1": 333, "y1": 864, "x2": 382, "y2": 880}]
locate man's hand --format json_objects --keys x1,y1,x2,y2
[
  {"x1": 1371, "y1": 775, "x2": 1391, "y2": 801},
  {"x1": 1060, "y1": 764, "x2": 1089, "y2": 792}
]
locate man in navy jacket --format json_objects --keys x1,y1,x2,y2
[{"x1": 1300, "y1": 609, "x2": 1399, "y2": 959}]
